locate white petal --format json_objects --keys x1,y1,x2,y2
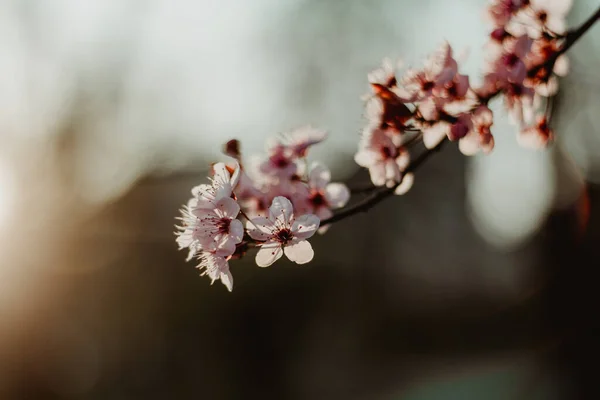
[
  {"x1": 458, "y1": 133, "x2": 481, "y2": 156},
  {"x1": 283, "y1": 240, "x2": 314, "y2": 265},
  {"x1": 215, "y1": 197, "x2": 240, "y2": 218},
  {"x1": 546, "y1": 16, "x2": 566, "y2": 36},
  {"x1": 269, "y1": 196, "x2": 294, "y2": 226},
  {"x1": 220, "y1": 270, "x2": 234, "y2": 292},
  {"x1": 324, "y1": 183, "x2": 350, "y2": 208},
  {"x1": 368, "y1": 163, "x2": 387, "y2": 186},
  {"x1": 308, "y1": 162, "x2": 331, "y2": 189},
  {"x1": 423, "y1": 122, "x2": 449, "y2": 149},
  {"x1": 229, "y1": 219, "x2": 244, "y2": 243},
  {"x1": 255, "y1": 244, "x2": 283, "y2": 267},
  {"x1": 229, "y1": 162, "x2": 241, "y2": 189},
  {"x1": 316, "y1": 208, "x2": 334, "y2": 234},
  {"x1": 292, "y1": 214, "x2": 320, "y2": 240},
  {"x1": 394, "y1": 173, "x2": 415, "y2": 195},
  {"x1": 553, "y1": 55, "x2": 569, "y2": 76},
  {"x1": 246, "y1": 217, "x2": 275, "y2": 241},
  {"x1": 354, "y1": 149, "x2": 379, "y2": 168}
]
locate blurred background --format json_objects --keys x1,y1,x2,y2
[{"x1": 1, "y1": 0, "x2": 599, "y2": 399}]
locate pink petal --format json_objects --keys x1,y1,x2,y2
[
  {"x1": 269, "y1": 196, "x2": 294, "y2": 226},
  {"x1": 246, "y1": 217, "x2": 275, "y2": 241},
  {"x1": 368, "y1": 162, "x2": 387, "y2": 187},
  {"x1": 220, "y1": 270, "x2": 233, "y2": 292},
  {"x1": 545, "y1": 16, "x2": 566, "y2": 35},
  {"x1": 458, "y1": 132, "x2": 481, "y2": 156},
  {"x1": 283, "y1": 240, "x2": 314, "y2": 265},
  {"x1": 395, "y1": 150, "x2": 410, "y2": 171},
  {"x1": 292, "y1": 214, "x2": 320, "y2": 240},
  {"x1": 384, "y1": 159, "x2": 401, "y2": 185},
  {"x1": 423, "y1": 122, "x2": 450, "y2": 149},
  {"x1": 324, "y1": 183, "x2": 350, "y2": 208},
  {"x1": 308, "y1": 162, "x2": 331, "y2": 190},
  {"x1": 255, "y1": 243, "x2": 283, "y2": 267},
  {"x1": 354, "y1": 149, "x2": 379, "y2": 168},
  {"x1": 553, "y1": 55, "x2": 569, "y2": 76},
  {"x1": 214, "y1": 235, "x2": 237, "y2": 257},
  {"x1": 394, "y1": 173, "x2": 414, "y2": 195},
  {"x1": 214, "y1": 197, "x2": 240, "y2": 218},
  {"x1": 229, "y1": 219, "x2": 244, "y2": 243}
]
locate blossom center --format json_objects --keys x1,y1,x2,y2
[
  {"x1": 421, "y1": 81, "x2": 435, "y2": 92},
  {"x1": 271, "y1": 154, "x2": 291, "y2": 168},
  {"x1": 309, "y1": 191, "x2": 327, "y2": 207},
  {"x1": 275, "y1": 228, "x2": 294, "y2": 244},
  {"x1": 216, "y1": 217, "x2": 231, "y2": 234},
  {"x1": 381, "y1": 146, "x2": 398, "y2": 159},
  {"x1": 503, "y1": 53, "x2": 519, "y2": 67}
]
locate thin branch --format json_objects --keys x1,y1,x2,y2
[{"x1": 321, "y1": 138, "x2": 447, "y2": 225}]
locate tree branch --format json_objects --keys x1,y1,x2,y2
[{"x1": 321, "y1": 139, "x2": 447, "y2": 225}]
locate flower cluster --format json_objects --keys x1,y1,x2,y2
[
  {"x1": 176, "y1": 128, "x2": 350, "y2": 291},
  {"x1": 176, "y1": 0, "x2": 588, "y2": 291},
  {"x1": 482, "y1": 0, "x2": 572, "y2": 147},
  {"x1": 354, "y1": 0, "x2": 574, "y2": 189}
]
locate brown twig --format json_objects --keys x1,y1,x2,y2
[{"x1": 321, "y1": 138, "x2": 447, "y2": 225}]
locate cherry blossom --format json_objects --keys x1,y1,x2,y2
[
  {"x1": 193, "y1": 197, "x2": 244, "y2": 257},
  {"x1": 196, "y1": 251, "x2": 234, "y2": 292},
  {"x1": 518, "y1": 115, "x2": 553, "y2": 149},
  {"x1": 192, "y1": 162, "x2": 240, "y2": 209},
  {"x1": 280, "y1": 126, "x2": 328, "y2": 158},
  {"x1": 486, "y1": 0, "x2": 527, "y2": 28},
  {"x1": 400, "y1": 41, "x2": 458, "y2": 101},
  {"x1": 295, "y1": 162, "x2": 350, "y2": 233},
  {"x1": 485, "y1": 35, "x2": 532, "y2": 84},
  {"x1": 458, "y1": 106, "x2": 496, "y2": 155},
  {"x1": 354, "y1": 127, "x2": 410, "y2": 188},
  {"x1": 507, "y1": 0, "x2": 573, "y2": 38},
  {"x1": 246, "y1": 196, "x2": 319, "y2": 267}
]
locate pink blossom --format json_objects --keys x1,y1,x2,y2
[
  {"x1": 486, "y1": 0, "x2": 526, "y2": 28},
  {"x1": 196, "y1": 251, "x2": 234, "y2": 292},
  {"x1": 503, "y1": 82, "x2": 535, "y2": 124},
  {"x1": 193, "y1": 197, "x2": 244, "y2": 257},
  {"x1": 400, "y1": 41, "x2": 458, "y2": 101},
  {"x1": 259, "y1": 140, "x2": 298, "y2": 178},
  {"x1": 518, "y1": 115, "x2": 553, "y2": 149},
  {"x1": 364, "y1": 60, "x2": 413, "y2": 132},
  {"x1": 508, "y1": 0, "x2": 573, "y2": 38},
  {"x1": 192, "y1": 162, "x2": 240, "y2": 209},
  {"x1": 295, "y1": 162, "x2": 350, "y2": 233},
  {"x1": 458, "y1": 106, "x2": 496, "y2": 155},
  {"x1": 485, "y1": 35, "x2": 532, "y2": 84},
  {"x1": 354, "y1": 127, "x2": 410, "y2": 187},
  {"x1": 247, "y1": 196, "x2": 320, "y2": 267},
  {"x1": 281, "y1": 126, "x2": 328, "y2": 158}
]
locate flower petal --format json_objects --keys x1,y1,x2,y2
[
  {"x1": 394, "y1": 173, "x2": 414, "y2": 195},
  {"x1": 269, "y1": 196, "x2": 294, "y2": 225},
  {"x1": 255, "y1": 243, "x2": 283, "y2": 267},
  {"x1": 308, "y1": 162, "x2": 331, "y2": 189},
  {"x1": 324, "y1": 183, "x2": 350, "y2": 208},
  {"x1": 220, "y1": 270, "x2": 234, "y2": 292},
  {"x1": 214, "y1": 197, "x2": 240, "y2": 218},
  {"x1": 246, "y1": 217, "x2": 275, "y2": 241},
  {"x1": 229, "y1": 219, "x2": 244, "y2": 243},
  {"x1": 423, "y1": 122, "x2": 450, "y2": 149},
  {"x1": 283, "y1": 240, "x2": 314, "y2": 265},
  {"x1": 292, "y1": 214, "x2": 320, "y2": 240}
]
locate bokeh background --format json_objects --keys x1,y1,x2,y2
[{"x1": 1, "y1": 0, "x2": 599, "y2": 399}]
